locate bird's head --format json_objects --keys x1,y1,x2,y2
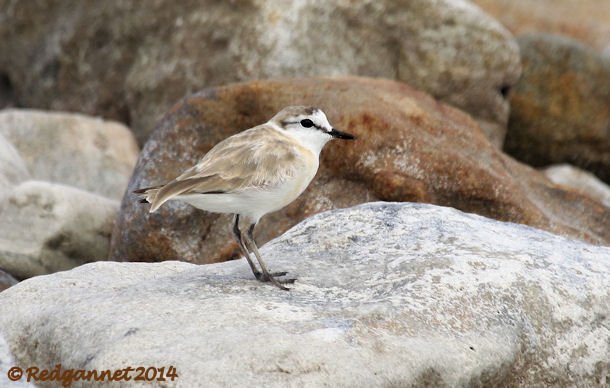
[{"x1": 269, "y1": 106, "x2": 355, "y2": 153}]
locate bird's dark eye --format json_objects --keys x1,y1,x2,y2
[{"x1": 300, "y1": 119, "x2": 314, "y2": 128}]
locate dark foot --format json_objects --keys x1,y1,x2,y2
[
  {"x1": 275, "y1": 277, "x2": 296, "y2": 285},
  {"x1": 253, "y1": 271, "x2": 291, "y2": 280},
  {"x1": 254, "y1": 272, "x2": 296, "y2": 290}
]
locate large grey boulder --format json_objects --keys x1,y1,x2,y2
[
  {"x1": 0, "y1": 109, "x2": 139, "y2": 200},
  {"x1": 0, "y1": 0, "x2": 520, "y2": 146},
  {"x1": 1, "y1": 203, "x2": 608, "y2": 386},
  {"x1": 0, "y1": 181, "x2": 117, "y2": 279}
]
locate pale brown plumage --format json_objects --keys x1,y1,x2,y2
[{"x1": 138, "y1": 124, "x2": 312, "y2": 213}]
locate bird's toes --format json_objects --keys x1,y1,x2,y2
[{"x1": 278, "y1": 278, "x2": 296, "y2": 285}]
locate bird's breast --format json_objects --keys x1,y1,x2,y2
[
  {"x1": 284, "y1": 152, "x2": 319, "y2": 202},
  {"x1": 290, "y1": 155, "x2": 319, "y2": 196}
]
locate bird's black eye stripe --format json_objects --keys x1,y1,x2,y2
[
  {"x1": 300, "y1": 119, "x2": 314, "y2": 128},
  {"x1": 283, "y1": 119, "x2": 323, "y2": 131}
]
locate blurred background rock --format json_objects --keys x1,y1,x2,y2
[{"x1": 0, "y1": 0, "x2": 521, "y2": 145}]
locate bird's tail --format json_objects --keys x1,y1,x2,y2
[
  {"x1": 134, "y1": 176, "x2": 215, "y2": 213},
  {"x1": 133, "y1": 185, "x2": 162, "y2": 208}
]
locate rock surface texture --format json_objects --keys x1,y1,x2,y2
[
  {"x1": 0, "y1": 181, "x2": 118, "y2": 279},
  {"x1": 543, "y1": 164, "x2": 610, "y2": 209},
  {"x1": 0, "y1": 132, "x2": 28, "y2": 206},
  {"x1": 0, "y1": 334, "x2": 32, "y2": 387},
  {"x1": 2, "y1": 203, "x2": 610, "y2": 386},
  {"x1": 110, "y1": 77, "x2": 610, "y2": 264},
  {"x1": 504, "y1": 34, "x2": 610, "y2": 183},
  {"x1": 0, "y1": 109, "x2": 139, "y2": 200},
  {"x1": 0, "y1": 0, "x2": 520, "y2": 145}
]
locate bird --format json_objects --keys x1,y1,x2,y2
[{"x1": 134, "y1": 106, "x2": 355, "y2": 290}]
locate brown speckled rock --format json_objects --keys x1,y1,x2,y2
[
  {"x1": 0, "y1": 0, "x2": 520, "y2": 146},
  {"x1": 109, "y1": 77, "x2": 610, "y2": 264},
  {"x1": 504, "y1": 34, "x2": 610, "y2": 183}
]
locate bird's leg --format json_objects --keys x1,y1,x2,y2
[
  {"x1": 234, "y1": 216, "x2": 287, "y2": 282},
  {"x1": 232, "y1": 214, "x2": 262, "y2": 280},
  {"x1": 243, "y1": 223, "x2": 296, "y2": 291}
]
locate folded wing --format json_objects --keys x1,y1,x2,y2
[{"x1": 147, "y1": 125, "x2": 305, "y2": 212}]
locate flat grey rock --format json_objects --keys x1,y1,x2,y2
[{"x1": 0, "y1": 203, "x2": 608, "y2": 386}]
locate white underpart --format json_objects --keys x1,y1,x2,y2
[{"x1": 178, "y1": 166, "x2": 316, "y2": 222}]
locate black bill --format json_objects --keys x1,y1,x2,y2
[{"x1": 329, "y1": 128, "x2": 355, "y2": 140}]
